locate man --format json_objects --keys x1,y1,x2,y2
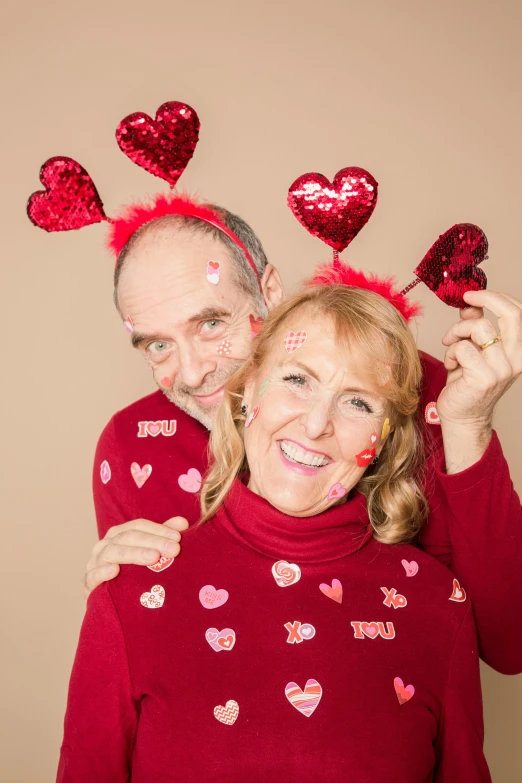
[{"x1": 87, "y1": 201, "x2": 522, "y2": 674}]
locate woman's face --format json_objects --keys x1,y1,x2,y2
[{"x1": 243, "y1": 317, "x2": 391, "y2": 517}]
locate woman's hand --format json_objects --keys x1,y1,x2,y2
[
  {"x1": 436, "y1": 290, "x2": 522, "y2": 472},
  {"x1": 84, "y1": 517, "x2": 189, "y2": 597}
]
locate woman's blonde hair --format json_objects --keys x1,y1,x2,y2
[{"x1": 201, "y1": 284, "x2": 428, "y2": 544}]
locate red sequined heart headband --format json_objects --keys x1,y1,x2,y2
[
  {"x1": 26, "y1": 101, "x2": 261, "y2": 289},
  {"x1": 288, "y1": 167, "x2": 488, "y2": 316}
]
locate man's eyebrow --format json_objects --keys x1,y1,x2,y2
[{"x1": 187, "y1": 307, "x2": 232, "y2": 324}]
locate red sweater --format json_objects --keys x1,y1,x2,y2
[
  {"x1": 59, "y1": 479, "x2": 490, "y2": 782},
  {"x1": 93, "y1": 351, "x2": 522, "y2": 675}
]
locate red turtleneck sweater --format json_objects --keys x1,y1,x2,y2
[
  {"x1": 92, "y1": 352, "x2": 522, "y2": 675},
  {"x1": 58, "y1": 480, "x2": 490, "y2": 782}
]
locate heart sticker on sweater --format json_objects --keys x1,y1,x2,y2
[
  {"x1": 394, "y1": 677, "x2": 415, "y2": 705},
  {"x1": 214, "y1": 700, "x2": 239, "y2": 725},
  {"x1": 319, "y1": 579, "x2": 343, "y2": 603},
  {"x1": 140, "y1": 584, "x2": 165, "y2": 608},
  {"x1": 147, "y1": 556, "x2": 174, "y2": 573},
  {"x1": 272, "y1": 560, "x2": 301, "y2": 587},
  {"x1": 131, "y1": 462, "x2": 152, "y2": 488},
  {"x1": 401, "y1": 559, "x2": 419, "y2": 577},
  {"x1": 199, "y1": 585, "x2": 229, "y2": 608},
  {"x1": 425, "y1": 402, "x2": 441, "y2": 425},
  {"x1": 285, "y1": 679, "x2": 322, "y2": 717},
  {"x1": 178, "y1": 468, "x2": 202, "y2": 493},
  {"x1": 327, "y1": 483, "x2": 347, "y2": 502},
  {"x1": 449, "y1": 578, "x2": 467, "y2": 603},
  {"x1": 284, "y1": 330, "x2": 307, "y2": 353},
  {"x1": 100, "y1": 460, "x2": 111, "y2": 485},
  {"x1": 206, "y1": 628, "x2": 236, "y2": 652}
]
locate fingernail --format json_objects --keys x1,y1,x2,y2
[
  {"x1": 143, "y1": 550, "x2": 159, "y2": 562},
  {"x1": 165, "y1": 541, "x2": 179, "y2": 556},
  {"x1": 165, "y1": 530, "x2": 181, "y2": 541}
]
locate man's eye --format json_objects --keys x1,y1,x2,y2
[
  {"x1": 148, "y1": 341, "x2": 168, "y2": 354},
  {"x1": 204, "y1": 319, "x2": 221, "y2": 330}
]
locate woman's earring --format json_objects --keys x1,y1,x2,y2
[
  {"x1": 241, "y1": 404, "x2": 247, "y2": 415},
  {"x1": 371, "y1": 454, "x2": 379, "y2": 466}
]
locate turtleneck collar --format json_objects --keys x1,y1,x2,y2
[{"x1": 214, "y1": 479, "x2": 373, "y2": 563}]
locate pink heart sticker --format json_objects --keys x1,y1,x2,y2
[
  {"x1": 199, "y1": 585, "x2": 229, "y2": 609},
  {"x1": 146, "y1": 421, "x2": 162, "y2": 437},
  {"x1": 319, "y1": 579, "x2": 343, "y2": 604},
  {"x1": 131, "y1": 462, "x2": 152, "y2": 488},
  {"x1": 285, "y1": 679, "x2": 322, "y2": 717},
  {"x1": 100, "y1": 460, "x2": 111, "y2": 485},
  {"x1": 394, "y1": 677, "x2": 415, "y2": 705},
  {"x1": 205, "y1": 627, "x2": 236, "y2": 652},
  {"x1": 178, "y1": 468, "x2": 202, "y2": 493},
  {"x1": 284, "y1": 330, "x2": 307, "y2": 353},
  {"x1": 327, "y1": 483, "x2": 347, "y2": 502},
  {"x1": 401, "y1": 559, "x2": 419, "y2": 577}
]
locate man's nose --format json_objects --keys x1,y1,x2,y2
[{"x1": 177, "y1": 343, "x2": 217, "y2": 389}]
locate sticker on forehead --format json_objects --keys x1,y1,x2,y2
[
  {"x1": 284, "y1": 330, "x2": 307, "y2": 353},
  {"x1": 123, "y1": 316, "x2": 134, "y2": 334},
  {"x1": 379, "y1": 363, "x2": 392, "y2": 386},
  {"x1": 206, "y1": 260, "x2": 221, "y2": 285},
  {"x1": 217, "y1": 339, "x2": 232, "y2": 356}
]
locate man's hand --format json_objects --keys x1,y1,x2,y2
[
  {"x1": 437, "y1": 290, "x2": 522, "y2": 473},
  {"x1": 84, "y1": 517, "x2": 189, "y2": 597}
]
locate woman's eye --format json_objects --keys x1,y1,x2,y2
[
  {"x1": 283, "y1": 374, "x2": 307, "y2": 387},
  {"x1": 343, "y1": 396, "x2": 373, "y2": 414}
]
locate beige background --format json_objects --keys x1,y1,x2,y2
[{"x1": 2, "y1": 0, "x2": 521, "y2": 779}]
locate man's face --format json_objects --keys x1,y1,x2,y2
[{"x1": 117, "y1": 227, "x2": 264, "y2": 429}]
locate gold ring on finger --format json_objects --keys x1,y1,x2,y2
[{"x1": 480, "y1": 335, "x2": 502, "y2": 351}]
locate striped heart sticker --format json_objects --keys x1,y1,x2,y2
[
  {"x1": 285, "y1": 679, "x2": 322, "y2": 717},
  {"x1": 214, "y1": 699, "x2": 239, "y2": 725}
]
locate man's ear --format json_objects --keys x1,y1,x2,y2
[{"x1": 260, "y1": 264, "x2": 285, "y2": 311}]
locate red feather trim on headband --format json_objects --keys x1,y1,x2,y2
[
  {"x1": 308, "y1": 261, "x2": 422, "y2": 322},
  {"x1": 107, "y1": 193, "x2": 226, "y2": 256}
]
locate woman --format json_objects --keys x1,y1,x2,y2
[{"x1": 57, "y1": 284, "x2": 490, "y2": 782}]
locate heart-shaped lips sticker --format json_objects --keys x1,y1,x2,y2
[
  {"x1": 285, "y1": 679, "x2": 323, "y2": 717},
  {"x1": 116, "y1": 101, "x2": 200, "y2": 186},
  {"x1": 288, "y1": 167, "x2": 378, "y2": 252},
  {"x1": 272, "y1": 560, "x2": 301, "y2": 587},
  {"x1": 205, "y1": 628, "x2": 236, "y2": 652},
  {"x1": 414, "y1": 224, "x2": 488, "y2": 309},
  {"x1": 319, "y1": 579, "x2": 343, "y2": 604},
  {"x1": 178, "y1": 468, "x2": 202, "y2": 493},
  {"x1": 284, "y1": 331, "x2": 307, "y2": 353},
  {"x1": 27, "y1": 156, "x2": 107, "y2": 232},
  {"x1": 394, "y1": 677, "x2": 415, "y2": 705},
  {"x1": 214, "y1": 700, "x2": 239, "y2": 725},
  {"x1": 131, "y1": 462, "x2": 152, "y2": 488}
]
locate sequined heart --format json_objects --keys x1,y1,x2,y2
[
  {"x1": 288, "y1": 167, "x2": 378, "y2": 252},
  {"x1": 414, "y1": 224, "x2": 488, "y2": 308},
  {"x1": 285, "y1": 679, "x2": 323, "y2": 717},
  {"x1": 27, "y1": 157, "x2": 106, "y2": 232},
  {"x1": 116, "y1": 101, "x2": 200, "y2": 186}
]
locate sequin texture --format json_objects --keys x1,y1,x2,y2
[
  {"x1": 116, "y1": 101, "x2": 200, "y2": 186},
  {"x1": 27, "y1": 157, "x2": 106, "y2": 232},
  {"x1": 288, "y1": 167, "x2": 378, "y2": 252},
  {"x1": 414, "y1": 224, "x2": 488, "y2": 308}
]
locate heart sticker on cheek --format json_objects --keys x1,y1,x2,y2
[
  {"x1": 327, "y1": 483, "x2": 347, "y2": 502},
  {"x1": 245, "y1": 407, "x2": 260, "y2": 428},
  {"x1": 217, "y1": 340, "x2": 232, "y2": 356},
  {"x1": 370, "y1": 432, "x2": 378, "y2": 445},
  {"x1": 249, "y1": 314, "x2": 264, "y2": 339},
  {"x1": 381, "y1": 418, "x2": 390, "y2": 441}
]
